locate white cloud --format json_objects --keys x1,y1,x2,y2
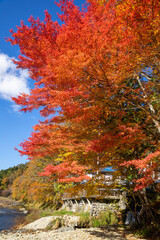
[
  {"x1": 10, "y1": 104, "x2": 21, "y2": 113},
  {"x1": 0, "y1": 53, "x2": 30, "y2": 101}
]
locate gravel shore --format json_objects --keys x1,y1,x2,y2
[{"x1": 0, "y1": 227, "x2": 145, "y2": 240}]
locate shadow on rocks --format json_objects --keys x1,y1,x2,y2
[{"x1": 85, "y1": 226, "x2": 127, "y2": 240}]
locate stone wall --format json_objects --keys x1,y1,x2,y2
[{"x1": 61, "y1": 193, "x2": 127, "y2": 216}]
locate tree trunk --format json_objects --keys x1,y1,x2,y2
[
  {"x1": 138, "y1": 188, "x2": 154, "y2": 225},
  {"x1": 136, "y1": 74, "x2": 160, "y2": 134}
]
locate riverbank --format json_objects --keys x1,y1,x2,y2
[
  {"x1": 0, "y1": 197, "x2": 27, "y2": 231},
  {"x1": 0, "y1": 198, "x2": 148, "y2": 239},
  {"x1": 0, "y1": 213, "x2": 147, "y2": 240},
  {"x1": 0, "y1": 197, "x2": 23, "y2": 209}
]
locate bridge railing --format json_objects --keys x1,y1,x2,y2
[{"x1": 62, "y1": 188, "x2": 122, "y2": 200}]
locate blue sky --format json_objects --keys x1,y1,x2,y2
[{"x1": 0, "y1": 0, "x2": 84, "y2": 170}]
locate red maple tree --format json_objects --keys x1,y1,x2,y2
[{"x1": 8, "y1": 0, "x2": 160, "y2": 190}]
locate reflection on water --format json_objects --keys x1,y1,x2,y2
[{"x1": 0, "y1": 208, "x2": 24, "y2": 231}]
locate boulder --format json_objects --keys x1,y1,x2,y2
[
  {"x1": 22, "y1": 216, "x2": 55, "y2": 230},
  {"x1": 22, "y1": 215, "x2": 81, "y2": 230}
]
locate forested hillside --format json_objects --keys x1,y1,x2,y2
[{"x1": 0, "y1": 164, "x2": 27, "y2": 196}]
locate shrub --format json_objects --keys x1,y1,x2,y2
[
  {"x1": 1, "y1": 189, "x2": 11, "y2": 197},
  {"x1": 92, "y1": 211, "x2": 118, "y2": 227},
  {"x1": 78, "y1": 210, "x2": 118, "y2": 228},
  {"x1": 135, "y1": 225, "x2": 160, "y2": 240},
  {"x1": 79, "y1": 212, "x2": 91, "y2": 227}
]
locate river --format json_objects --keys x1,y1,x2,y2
[{"x1": 0, "y1": 208, "x2": 24, "y2": 231}]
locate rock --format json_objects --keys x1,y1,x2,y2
[
  {"x1": 21, "y1": 215, "x2": 81, "y2": 231},
  {"x1": 19, "y1": 208, "x2": 26, "y2": 211},
  {"x1": 23, "y1": 210, "x2": 28, "y2": 214},
  {"x1": 19, "y1": 208, "x2": 28, "y2": 214},
  {"x1": 22, "y1": 216, "x2": 55, "y2": 230},
  {"x1": 63, "y1": 216, "x2": 80, "y2": 227}
]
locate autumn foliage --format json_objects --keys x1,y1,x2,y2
[
  {"x1": 12, "y1": 158, "x2": 65, "y2": 208},
  {"x1": 8, "y1": 0, "x2": 160, "y2": 192}
]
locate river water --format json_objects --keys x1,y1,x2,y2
[{"x1": 0, "y1": 208, "x2": 24, "y2": 231}]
